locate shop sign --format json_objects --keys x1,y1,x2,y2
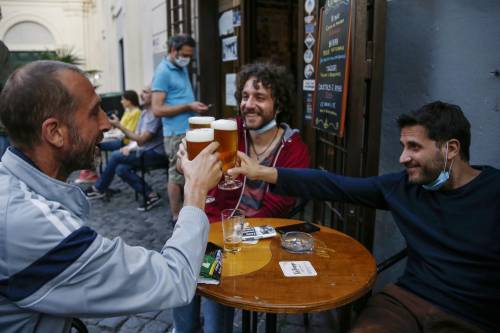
[{"x1": 303, "y1": 79, "x2": 316, "y2": 91}]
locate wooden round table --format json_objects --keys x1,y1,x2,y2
[{"x1": 197, "y1": 218, "x2": 376, "y2": 332}]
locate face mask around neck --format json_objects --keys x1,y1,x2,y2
[
  {"x1": 422, "y1": 142, "x2": 454, "y2": 191},
  {"x1": 250, "y1": 119, "x2": 277, "y2": 134}
]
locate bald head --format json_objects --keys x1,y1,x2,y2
[{"x1": 0, "y1": 60, "x2": 85, "y2": 149}]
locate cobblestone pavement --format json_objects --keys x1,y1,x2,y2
[{"x1": 73, "y1": 170, "x2": 338, "y2": 333}]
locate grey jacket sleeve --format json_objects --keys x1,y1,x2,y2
[{"x1": 16, "y1": 206, "x2": 209, "y2": 317}]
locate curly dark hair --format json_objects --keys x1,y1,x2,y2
[
  {"x1": 235, "y1": 62, "x2": 295, "y2": 122},
  {"x1": 397, "y1": 101, "x2": 471, "y2": 161}
]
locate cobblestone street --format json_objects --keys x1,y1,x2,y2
[{"x1": 74, "y1": 170, "x2": 337, "y2": 333}]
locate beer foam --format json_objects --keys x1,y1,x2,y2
[
  {"x1": 211, "y1": 119, "x2": 237, "y2": 131},
  {"x1": 189, "y1": 116, "x2": 215, "y2": 125},
  {"x1": 186, "y1": 128, "x2": 214, "y2": 142}
]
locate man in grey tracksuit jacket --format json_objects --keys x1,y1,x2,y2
[{"x1": 0, "y1": 60, "x2": 223, "y2": 333}]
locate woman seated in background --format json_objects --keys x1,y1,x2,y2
[
  {"x1": 75, "y1": 90, "x2": 142, "y2": 183},
  {"x1": 85, "y1": 86, "x2": 166, "y2": 211}
]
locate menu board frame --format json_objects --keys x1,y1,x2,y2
[{"x1": 312, "y1": 0, "x2": 352, "y2": 137}]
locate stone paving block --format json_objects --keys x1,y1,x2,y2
[
  {"x1": 136, "y1": 311, "x2": 160, "y2": 319},
  {"x1": 83, "y1": 317, "x2": 101, "y2": 325},
  {"x1": 122, "y1": 316, "x2": 148, "y2": 331},
  {"x1": 117, "y1": 328, "x2": 137, "y2": 333},
  {"x1": 142, "y1": 320, "x2": 170, "y2": 333},
  {"x1": 85, "y1": 324, "x2": 102, "y2": 333},
  {"x1": 98, "y1": 316, "x2": 128, "y2": 330}
]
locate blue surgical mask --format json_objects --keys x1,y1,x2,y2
[
  {"x1": 174, "y1": 56, "x2": 190, "y2": 67},
  {"x1": 251, "y1": 119, "x2": 277, "y2": 134},
  {"x1": 422, "y1": 142, "x2": 454, "y2": 191}
]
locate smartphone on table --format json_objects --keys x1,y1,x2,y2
[{"x1": 275, "y1": 222, "x2": 320, "y2": 234}]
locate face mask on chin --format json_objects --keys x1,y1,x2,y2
[
  {"x1": 422, "y1": 142, "x2": 454, "y2": 191},
  {"x1": 174, "y1": 56, "x2": 190, "y2": 67}
]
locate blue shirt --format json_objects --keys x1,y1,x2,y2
[
  {"x1": 151, "y1": 57, "x2": 196, "y2": 136},
  {"x1": 274, "y1": 166, "x2": 500, "y2": 333},
  {"x1": 136, "y1": 109, "x2": 165, "y2": 154}
]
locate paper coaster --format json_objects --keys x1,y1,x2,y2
[{"x1": 279, "y1": 261, "x2": 317, "y2": 277}]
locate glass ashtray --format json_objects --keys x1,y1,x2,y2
[{"x1": 281, "y1": 231, "x2": 314, "y2": 253}]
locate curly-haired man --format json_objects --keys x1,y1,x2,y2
[{"x1": 173, "y1": 62, "x2": 310, "y2": 333}]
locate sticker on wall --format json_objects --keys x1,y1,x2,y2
[
  {"x1": 225, "y1": 73, "x2": 237, "y2": 106},
  {"x1": 303, "y1": 79, "x2": 316, "y2": 91},
  {"x1": 305, "y1": 23, "x2": 315, "y2": 34},
  {"x1": 233, "y1": 10, "x2": 241, "y2": 27},
  {"x1": 304, "y1": 64, "x2": 314, "y2": 79},
  {"x1": 219, "y1": 10, "x2": 234, "y2": 36},
  {"x1": 305, "y1": 0, "x2": 315, "y2": 15},
  {"x1": 303, "y1": 49, "x2": 314, "y2": 63},
  {"x1": 222, "y1": 35, "x2": 238, "y2": 62},
  {"x1": 304, "y1": 15, "x2": 315, "y2": 24},
  {"x1": 304, "y1": 33, "x2": 315, "y2": 49}
]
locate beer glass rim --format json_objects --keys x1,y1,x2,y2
[
  {"x1": 221, "y1": 208, "x2": 244, "y2": 219},
  {"x1": 186, "y1": 128, "x2": 214, "y2": 142},
  {"x1": 189, "y1": 116, "x2": 215, "y2": 124},
  {"x1": 212, "y1": 119, "x2": 237, "y2": 131}
]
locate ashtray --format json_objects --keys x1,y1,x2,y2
[{"x1": 281, "y1": 231, "x2": 314, "y2": 253}]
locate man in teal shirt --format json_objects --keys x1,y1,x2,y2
[{"x1": 152, "y1": 34, "x2": 208, "y2": 223}]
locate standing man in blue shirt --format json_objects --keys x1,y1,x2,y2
[{"x1": 152, "y1": 34, "x2": 208, "y2": 223}]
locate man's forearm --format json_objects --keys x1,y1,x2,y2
[
  {"x1": 117, "y1": 124, "x2": 141, "y2": 143},
  {"x1": 256, "y1": 165, "x2": 279, "y2": 184},
  {"x1": 152, "y1": 103, "x2": 191, "y2": 117},
  {"x1": 183, "y1": 181, "x2": 207, "y2": 210}
]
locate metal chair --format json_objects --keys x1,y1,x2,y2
[
  {"x1": 70, "y1": 318, "x2": 88, "y2": 333},
  {"x1": 134, "y1": 148, "x2": 169, "y2": 211}
]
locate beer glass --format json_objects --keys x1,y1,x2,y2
[
  {"x1": 186, "y1": 128, "x2": 214, "y2": 160},
  {"x1": 185, "y1": 128, "x2": 216, "y2": 203},
  {"x1": 212, "y1": 119, "x2": 242, "y2": 190},
  {"x1": 221, "y1": 209, "x2": 244, "y2": 253},
  {"x1": 189, "y1": 116, "x2": 215, "y2": 129}
]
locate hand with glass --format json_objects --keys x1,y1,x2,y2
[
  {"x1": 211, "y1": 119, "x2": 242, "y2": 190},
  {"x1": 186, "y1": 116, "x2": 217, "y2": 202},
  {"x1": 180, "y1": 117, "x2": 242, "y2": 192}
]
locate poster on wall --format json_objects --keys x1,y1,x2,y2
[
  {"x1": 312, "y1": 0, "x2": 352, "y2": 137},
  {"x1": 222, "y1": 36, "x2": 238, "y2": 62},
  {"x1": 219, "y1": 10, "x2": 234, "y2": 36},
  {"x1": 225, "y1": 73, "x2": 237, "y2": 106},
  {"x1": 233, "y1": 10, "x2": 241, "y2": 27}
]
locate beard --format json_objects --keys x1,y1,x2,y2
[
  {"x1": 242, "y1": 107, "x2": 274, "y2": 130},
  {"x1": 62, "y1": 127, "x2": 101, "y2": 174},
  {"x1": 405, "y1": 152, "x2": 444, "y2": 185}
]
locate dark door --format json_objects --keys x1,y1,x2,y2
[{"x1": 300, "y1": 0, "x2": 386, "y2": 250}]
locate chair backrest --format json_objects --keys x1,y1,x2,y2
[
  {"x1": 71, "y1": 318, "x2": 88, "y2": 333},
  {"x1": 287, "y1": 198, "x2": 309, "y2": 219}
]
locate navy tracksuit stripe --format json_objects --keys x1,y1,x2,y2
[{"x1": 0, "y1": 226, "x2": 97, "y2": 301}]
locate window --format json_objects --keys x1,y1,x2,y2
[{"x1": 167, "y1": 0, "x2": 191, "y2": 35}]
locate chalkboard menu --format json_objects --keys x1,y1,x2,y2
[{"x1": 312, "y1": 0, "x2": 352, "y2": 137}]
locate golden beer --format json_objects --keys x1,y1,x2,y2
[
  {"x1": 212, "y1": 119, "x2": 238, "y2": 172},
  {"x1": 186, "y1": 128, "x2": 214, "y2": 160},
  {"x1": 223, "y1": 237, "x2": 242, "y2": 253},
  {"x1": 189, "y1": 116, "x2": 215, "y2": 129}
]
